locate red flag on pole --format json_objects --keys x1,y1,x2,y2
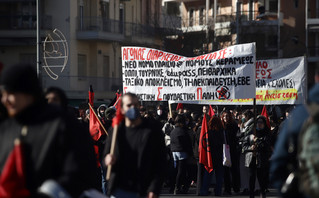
[
  {"x1": 176, "y1": 103, "x2": 183, "y2": 111},
  {"x1": 261, "y1": 105, "x2": 271, "y2": 128},
  {"x1": 208, "y1": 105, "x2": 215, "y2": 118},
  {"x1": 89, "y1": 85, "x2": 103, "y2": 141},
  {"x1": 0, "y1": 140, "x2": 30, "y2": 197},
  {"x1": 199, "y1": 114, "x2": 213, "y2": 173}
]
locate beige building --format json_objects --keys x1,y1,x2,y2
[
  {"x1": 0, "y1": 0, "x2": 163, "y2": 105},
  {"x1": 164, "y1": 0, "x2": 319, "y2": 85}
]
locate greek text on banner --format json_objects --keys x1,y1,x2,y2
[{"x1": 122, "y1": 43, "x2": 256, "y2": 101}]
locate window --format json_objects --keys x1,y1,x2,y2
[
  {"x1": 78, "y1": 54, "x2": 87, "y2": 79},
  {"x1": 118, "y1": 57, "x2": 122, "y2": 79},
  {"x1": 199, "y1": 8, "x2": 205, "y2": 25},
  {"x1": 103, "y1": 55, "x2": 110, "y2": 77},
  {"x1": 166, "y1": 2, "x2": 180, "y2": 16},
  {"x1": 189, "y1": 9, "x2": 194, "y2": 26},
  {"x1": 269, "y1": 0, "x2": 278, "y2": 12}
]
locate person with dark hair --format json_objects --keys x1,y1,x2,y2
[
  {"x1": 104, "y1": 93, "x2": 167, "y2": 198},
  {"x1": 0, "y1": 63, "x2": 100, "y2": 197},
  {"x1": 221, "y1": 110, "x2": 241, "y2": 195},
  {"x1": 170, "y1": 114, "x2": 193, "y2": 194},
  {"x1": 44, "y1": 86, "x2": 68, "y2": 110},
  {"x1": 239, "y1": 109, "x2": 255, "y2": 194},
  {"x1": 200, "y1": 116, "x2": 224, "y2": 196},
  {"x1": 242, "y1": 115, "x2": 272, "y2": 198}
]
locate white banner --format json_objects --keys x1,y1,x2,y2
[
  {"x1": 169, "y1": 56, "x2": 306, "y2": 105},
  {"x1": 122, "y1": 43, "x2": 256, "y2": 101}
]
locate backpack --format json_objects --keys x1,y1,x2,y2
[{"x1": 297, "y1": 103, "x2": 319, "y2": 198}]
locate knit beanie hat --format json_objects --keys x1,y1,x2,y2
[{"x1": 0, "y1": 63, "x2": 42, "y2": 96}]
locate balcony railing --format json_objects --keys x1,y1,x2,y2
[
  {"x1": 0, "y1": 15, "x2": 52, "y2": 30},
  {"x1": 78, "y1": 17, "x2": 124, "y2": 34},
  {"x1": 77, "y1": 16, "x2": 166, "y2": 39}
]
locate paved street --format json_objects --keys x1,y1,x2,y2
[{"x1": 160, "y1": 187, "x2": 280, "y2": 198}]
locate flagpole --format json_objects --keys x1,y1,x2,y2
[
  {"x1": 113, "y1": 96, "x2": 121, "y2": 108},
  {"x1": 106, "y1": 124, "x2": 118, "y2": 180},
  {"x1": 168, "y1": 101, "x2": 172, "y2": 118},
  {"x1": 88, "y1": 103, "x2": 108, "y2": 136},
  {"x1": 253, "y1": 98, "x2": 256, "y2": 136}
]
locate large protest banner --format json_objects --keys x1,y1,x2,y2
[
  {"x1": 122, "y1": 43, "x2": 256, "y2": 101},
  {"x1": 170, "y1": 56, "x2": 306, "y2": 105}
]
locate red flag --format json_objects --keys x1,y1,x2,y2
[
  {"x1": 261, "y1": 105, "x2": 271, "y2": 128},
  {"x1": 88, "y1": 86, "x2": 103, "y2": 141},
  {"x1": 199, "y1": 114, "x2": 213, "y2": 173},
  {"x1": 114, "y1": 92, "x2": 122, "y2": 111},
  {"x1": 208, "y1": 105, "x2": 215, "y2": 118},
  {"x1": 0, "y1": 140, "x2": 30, "y2": 197},
  {"x1": 176, "y1": 103, "x2": 183, "y2": 111},
  {"x1": 112, "y1": 97, "x2": 124, "y2": 128},
  {"x1": 89, "y1": 85, "x2": 94, "y2": 106}
]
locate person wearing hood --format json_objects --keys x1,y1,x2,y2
[
  {"x1": 242, "y1": 115, "x2": 271, "y2": 198},
  {"x1": 97, "y1": 104, "x2": 107, "y2": 124}
]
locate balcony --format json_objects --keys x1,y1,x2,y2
[
  {"x1": 0, "y1": 15, "x2": 52, "y2": 38},
  {"x1": 76, "y1": 17, "x2": 125, "y2": 42}
]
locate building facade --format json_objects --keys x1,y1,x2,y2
[{"x1": 0, "y1": 0, "x2": 163, "y2": 105}]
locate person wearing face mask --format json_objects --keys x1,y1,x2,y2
[
  {"x1": 104, "y1": 93, "x2": 167, "y2": 198},
  {"x1": 155, "y1": 104, "x2": 167, "y2": 128},
  {"x1": 242, "y1": 115, "x2": 271, "y2": 198}
]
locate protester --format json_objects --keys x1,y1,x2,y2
[
  {"x1": 162, "y1": 111, "x2": 177, "y2": 193},
  {"x1": 170, "y1": 114, "x2": 193, "y2": 194},
  {"x1": 221, "y1": 110, "x2": 241, "y2": 195},
  {"x1": 270, "y1": 68, "x2": 319, "y2": 198},
  {"x1": 104, "y1": 93, "x2": 167, "y2": 198},
  {"x1": 44, "y1": 86, "x2": 68, "y2": 110},
  {"x1": 97, "y1": 104, "x2": 107, "y2": 124},
  {"x1": 0, "y1": 63, "x2": 99, "y2": 197},
  {"x1": 242, "y1": 115, "x2": 271, "y2": 198},
  {"x1": 239, "y1": 109, "x2": 255, "y2": 195},
  {"x1": 200, "y1": 116, "x2": 224, "y2": 196}
]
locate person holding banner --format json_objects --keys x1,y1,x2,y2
[{"x1": 104, "y1": 93, "x2": 167, "y2": 198}]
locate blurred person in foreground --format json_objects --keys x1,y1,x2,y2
[
  {"x1": 270, "y1": 67, "x2": 319, "y2": 198},
  {"x1": 104, "y1": 93, "x2": 167, "y2": 198},
  {"x1": 0, "y1": 63, "x2": 99, "y2": 197}
]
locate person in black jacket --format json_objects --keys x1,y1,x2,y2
[
  {"x1": 243, "y1": 115, "x2": 272, "y2": 198},
  {"x1": 170, "y1": 114, "x2": 193, "y2": 194},
  {"x1": 104, "y1": 93, "x2": 167, "y2": 198},
  {"x1": 221, "y1": 110, "x2": 241, "y2": 195},
  {"x1": 0, "y1": 63, "x2": 100, "y2": 197},
  {"x1": 205, "y1": 116, "x2": 225, "y2": 196}
]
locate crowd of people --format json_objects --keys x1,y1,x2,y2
[{"x1": 1, "y1": 63, "x2": 315, "y2": 198}]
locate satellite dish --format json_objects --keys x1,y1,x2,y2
[{"x1": 43, "y1": 28, "x2": 68, "y2": 80}]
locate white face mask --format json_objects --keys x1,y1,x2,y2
[{"x1": 157, "y1": 109, "x2": 162, "y2": 116}]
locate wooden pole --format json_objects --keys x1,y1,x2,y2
[
  {"x1": 106, "y1": 124, "x2": 119, "y2": 180},
  {"x1": 253, "y1": 98, "x2": 256, "y2": 135},
  {"x1": 168, "y1": 101, "x2": 172, "y2": 118},
  {"x1": 88, "y1": 103, "x2": 108, "y2": 136}
]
